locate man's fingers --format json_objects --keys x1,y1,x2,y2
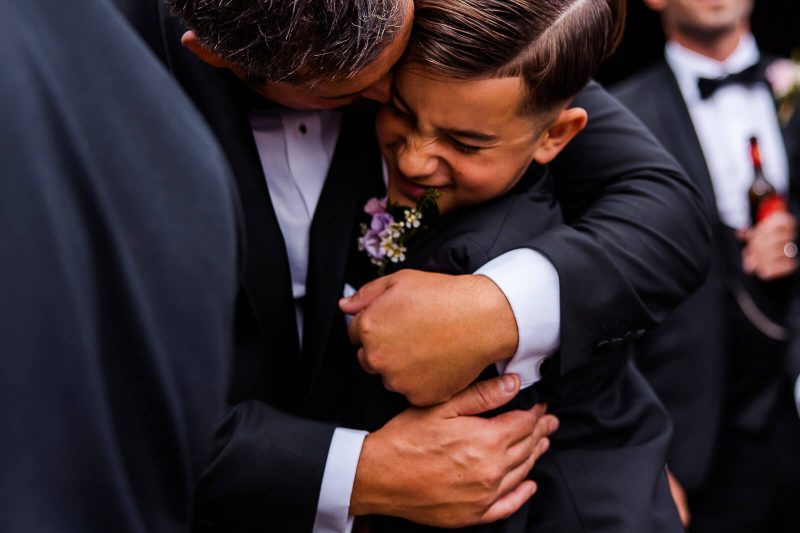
[
  {"x1": 347, "y1": 312, "x2": 363, "y2": 346},
  {"x1": 489, "y1": 404, "x2": 552, "y2": 448},
  {"x1": 735, "y1": 228, "x2": 750, "y2": 241},
  {"x1": 479, "y1": 480, "x2": 538, "y2": 524},
  {"x1": 439, "y1": 375, "x2": 520, "y2": 417},
  {"x1": 339, "y1": 275, "x2": 394, "y2": 315},
  {"x1": 491, "y1": 434, "x2": 549, "y2": 503}
]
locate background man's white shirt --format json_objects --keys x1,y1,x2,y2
[
  {"x1": 665, "y1": 34, "x2": 789, "y2": 229},
  {"x1": 249, "y1": 108, "x2": 561, "y2": 533}
]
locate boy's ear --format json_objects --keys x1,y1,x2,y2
[
  {"x1": 532, "y1": 107, "x2": 588, "y2": 164},
  {"x1": 181, "y1": 31, "x2": 232, "y2": 69}
]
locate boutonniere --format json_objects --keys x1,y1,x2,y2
[
  {"x1": 358, "y1": 189, "x2": 440, "y2": 276},
  {"x1": 766, "y1": 52, "x2": 800, "y2": 125}
]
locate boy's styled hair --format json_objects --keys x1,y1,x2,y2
[
  {"x1": 406, "y1": 0, "x2": 625, "y2": 113},
  {"x1": 163, "y1": 0, "x2": 407, "y2": 85}
]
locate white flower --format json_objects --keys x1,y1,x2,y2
[
  {"x1": 381, "y1": 240, "x2": 407, "y2": 263},
  {"x1": 404, "y1": 209, "x2": 422, "y2": 229},
  {"x1": 389, "y1": 222, "x2": 405, "y2": 238}
]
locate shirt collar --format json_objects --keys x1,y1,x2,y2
[{"x1": 665, "y1": 33, "x2": 761, "y2": 102}]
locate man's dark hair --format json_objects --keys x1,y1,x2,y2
[
  {"x1": 164, "y1": 0, "x2": 407, "y2": 85},
  {"x1": 406, "y1": 0, "x2": 625, "y2": 113}
]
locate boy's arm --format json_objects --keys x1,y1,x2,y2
[
  {"x1": 343, "y1": 81, "x2": 712, "y2": 404},
  {"x1": 529, "y1": 80, "x2": 712, "y2": 373}
]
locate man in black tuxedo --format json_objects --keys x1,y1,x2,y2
[
  {"x1": 0, "y1": 0, "x2": 240, "y2": 531},
  {"x1": 613, "y1": 0, "x2": 800, "y2": 530},
  {"x1": 121, "y1": 0, "x2": 711, "y2": 530}
]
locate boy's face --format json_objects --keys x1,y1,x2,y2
[{"x1": 378, "y1": 68, "x2": 552, "y2": 214}]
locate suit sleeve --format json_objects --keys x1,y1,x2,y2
[
  {"x1": 784, "y1": 109, "x2": 800, "y2": 383},
  {"x1": 536, "y1": 81, "x2": 712, "y2": 374},
  {"x1": 195, "y1": 401, "x2": 338, "y2": 532}
]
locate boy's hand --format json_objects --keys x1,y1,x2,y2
[
  {"x1": 340, "y1": 270, "x2": 518, "y2": 406},
  {"x1": 666, "y1": 469, "x2": 691, "y2": 528}
]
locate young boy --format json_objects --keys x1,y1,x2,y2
[{"x1": 344, "y1": 0, "x2": 684, "y2": 531}]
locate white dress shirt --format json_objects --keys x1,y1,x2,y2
[
  {"x1": 665, "y1": 36, "x2": 799, "y2": 413},
  {"x1": 249, "y1": 108, "x2": 560, "y2": 533},
  {"x1": 665, "y1": 34, "x2": 789, "y2": 229}
]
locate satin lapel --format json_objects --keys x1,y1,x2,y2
[
  {"x1": 156, "y1": 7, "x2": 301, "y2": 397},
  {"x1": 655, "y1": 63, "x2": 718, "y2": 213},
  {"x1": 218, "y1": 88, "x2": 302, "y2": 373},
  {"x1": 301, "y1": 107, "x2": 382, "y2": 405}
]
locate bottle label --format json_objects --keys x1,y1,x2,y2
[{"x1": 756, "y1": 195, "x2": 787, "y2": 222}]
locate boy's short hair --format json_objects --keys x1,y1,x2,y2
[
  {"x1": 406, "y1": 0, "x2": 625, "y2": 113},
  {"x1": 163, "y1": 0, "x2": 407, "y2": 86}
]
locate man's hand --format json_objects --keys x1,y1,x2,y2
[
  {"x1": 340, "y1": 270, "x2": 518, "y2": 406},
  {"x1": 350, "y1": 375, "x2": 559, "y2": 528},
  {"x1": 740, "y1": 211, "x2": 798, "y2": 281},
  {"x1": 666, "y1": 469, "x2": 690, "y2": 528}
]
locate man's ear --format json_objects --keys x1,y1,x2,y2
[
  {"x1": 532, "y1": 107, "x2": 588, "y2": 164},
  {"x1": 642, "y1": 0, "x2": 667, "y2": 13},
  {"x1": 181, "y1": 31, "x2": 231, "y2": 69}
]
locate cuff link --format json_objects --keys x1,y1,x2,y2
[{"x1": 784, "y1": 241, "x2": 798, "y2": 259}]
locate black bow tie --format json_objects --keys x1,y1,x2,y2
[{"x1": 697, "y1": 63, "x2": 768, "y2": 100}]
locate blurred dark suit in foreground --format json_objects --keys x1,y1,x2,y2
[{"x1": 0, "y1": 0, "x2": 239, "y2": 531}]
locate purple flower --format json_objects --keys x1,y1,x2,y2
[
  {"x1": 370, "y1": 212, "x2": 394, "y2": 232},
  {"x1": 361, "y1": 229, "x2": 385, "y2": 262},
  {"x1": 364, "y1": 197, "x2": 387, "y2": 216}
]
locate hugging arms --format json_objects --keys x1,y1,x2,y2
[
  {"x1": 122, "y1": 0, "x2": 712, "y2": 530},
  {"x1": 195, "y1": 82, "x2": 711, "y2": 530}
]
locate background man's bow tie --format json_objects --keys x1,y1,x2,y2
[{"x1": 697, "y1": 63, "x2": 768, "y2": 100}]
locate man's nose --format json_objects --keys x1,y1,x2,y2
[
  {"x1": 361, "y1": 72, "x2": 393, "y2": 104},
  {"x1": 396, "y1": 136, "x2": 438, "y2": 178}
]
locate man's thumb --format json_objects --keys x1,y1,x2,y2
[
  {"x1": 339, "y1": 275, "x2": 392, "y2": 315},
  {"x1": 440, "y1": 375, "x2": 520, "y2": 417}
]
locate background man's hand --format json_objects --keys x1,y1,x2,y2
[
  {"x1": 340, "y1": 270, "x2": 518, "y2": 406},
  {"x1": 741, "y1": 211, "x2": 798, "y2": 281},
  {"x1": 350, "y1": 375, "x2": 559, "y2": 527}
]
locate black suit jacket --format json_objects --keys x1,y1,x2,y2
[
  {"x1": 613, "y1": 59, "x2": 799, "y2": 493},
  {"x1": 122, "y1": 2, "x2": 712, "y2": 530},
  {"x1": 348, "y1": 168, "x2": 682, "y2": 532},
  {"x1": 0, "y1": 1, "x2": 239, "y2": 532}
]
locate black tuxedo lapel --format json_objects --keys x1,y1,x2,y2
[
  {"x1": 301, "y1": 106, "x2": 383, "y2": 409},
  {"x1": 152, "y1": 5, "x2": 302, "y2": 404},
  {"x1": 652, "y1": 63, "x2": 719, "y2": 212}
]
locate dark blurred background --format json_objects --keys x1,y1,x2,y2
[{"x1": 597, "y1": 0, "x2": 800, "y2": 85}]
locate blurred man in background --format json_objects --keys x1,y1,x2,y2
[{"x1": 614, "y1": 1, "x2": 800, "y2": 531}]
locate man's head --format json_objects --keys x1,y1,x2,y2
[
  {"x1": 165, "y1": 0, "x2": 413, "y2": 109},
  {"x1": 644, "y1": 0, "x2": 753, "y2": 45},
  {"x1": 378, "y1": 0, "x2": 624, "y2": 214}
]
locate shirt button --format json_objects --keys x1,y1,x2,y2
[{"x1": 299, "y1": 124, "x2": 307, "y2": 134}]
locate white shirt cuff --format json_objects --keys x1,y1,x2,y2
[
  {"x1": 475, "y1": 248, "x2": 561, "y2": 388},
  {"x1": 312, "y1": 428, "x2": 368, "y2": 533}
]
